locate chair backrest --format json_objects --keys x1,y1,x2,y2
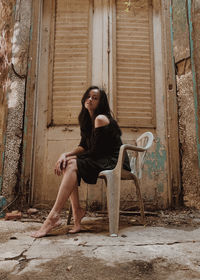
[{"x1": 133, "y1": 132, "x2": 154, "y2": 179}]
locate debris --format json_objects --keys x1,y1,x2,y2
[
  {"x1": 66, "y1": 265, "x2": 72, "y2": 271},
  {"x1": 5, "y1": 211, "x2": 22, "y2": 220},
  {"x1": 121, "y1": 234, "x2": 127, "y2": 238},
  {"x1": 96, "y1": 210, "x2": 159, "y2": 216},
  {"x1": 74, "y1": 238, "x2": 78, "y2": 241},
  {"x1": 11, "y1": 210, "x2": 19, "y2": 214},
  {"x1": 27, "y1": 208, "x2": 38, "y2": 215},
  {"x1": 129, "y1": 219, "x2": 137, "y2": 223},
  {"x1": 120, "y1": 211, "x2": 159, "y2": 217},
  {"x1": 21, "y1": 218, "x2": 42, "y2": 223},
  {"x1": 10, "y1": 236, "x2": 17, "y2": 240},
  {"x1": 78, "y1": 241, "x2": 87, "y2": 246}
]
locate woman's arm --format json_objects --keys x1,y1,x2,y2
[{"x1": 65, "y1": 145, "x2": 85, "y2": 157}]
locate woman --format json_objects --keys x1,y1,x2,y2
[{"x1": 32, "y1": 86, "x2": 130, "y2": 238}]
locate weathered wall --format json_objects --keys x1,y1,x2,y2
[
  {"x1": 193, "y1": 0, "x2": 200, "y2": 106},
  {"x1": 1, "y1": 0, "x2": 32, "y2": 203},
  {"x1": 172, "y1": 0, "x2": 200, "y2": 208},
  {"x1": 0, "y1": 1, "x2": 15, "y2": 196},
  {"x1": 1, "y1": 0, "x2": 200, "y2": 210}
]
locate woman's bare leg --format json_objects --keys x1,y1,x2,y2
[
  {"x1": 31, "y1": 159, "x2": 78, "y2": 238},
  {"x1": 69, "y1": 187, "x2": 85, "y2": 233}
]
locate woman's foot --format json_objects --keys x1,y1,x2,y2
[
  {"x1": 31, "y1": 213, "x2": 62, "y2": 238},
  {"x1": 69, "y1": 208, "x2": 85, "y2": 234}
]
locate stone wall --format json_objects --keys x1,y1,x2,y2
[
  {"x1": 0, "y1": 0, "x2": 15, "y2": 197},
  {"x1": 172, "y1": 0, "x2": 200, "y2": 208},
  {"x1": 1, "y1": 0, "x2": 32, "y2": 203}
]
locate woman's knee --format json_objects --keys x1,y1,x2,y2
[{"x1": 65, "y1": 159, "x2": 77, "y2": 172}]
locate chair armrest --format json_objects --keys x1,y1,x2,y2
[
  {"x1": 114, "y1": 144, "x2": 146, "y2": 175},
  {"x1": 121, "y1": 144, "x2": 146, "y2": 153}
]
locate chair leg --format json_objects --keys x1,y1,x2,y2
[
  {"x1": 134, "y1": 178, "x2": 145, "y2": 224},
  {"x1": 105, "y1": 173, "x2": 121, "y2": 237}
]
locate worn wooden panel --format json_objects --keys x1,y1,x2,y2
[
  {"x1": 116, "y1": 0, "x2": 155, "y2": 127},
  {"x1": 52, "y1": 0, "x2": 91, "y2": 124}
]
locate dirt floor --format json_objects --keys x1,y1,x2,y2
[
  {"x1": 1, "y1": 253, "x2": 200, "y2": 280},
  {"x1": 1, "y1": 208, "x2": 200, "y2": 280}
]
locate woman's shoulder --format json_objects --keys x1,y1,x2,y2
[
  {"x1": 94, "y1": 114, "x2": 110, "y2": 128},
  {"x1": 94, "y1": 115, "x2": 121, "y2": 135}
]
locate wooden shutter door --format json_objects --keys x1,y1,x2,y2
[
  {"x1": 115, "y1": 0, "x2": 155, "y2": 127},
  {"x1": 52, "y1": 0, "x2": 91, "y2": 125}
]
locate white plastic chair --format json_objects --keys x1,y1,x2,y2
[{"x1": 99, "y1": 132, "x2": 154, "y2": 236}]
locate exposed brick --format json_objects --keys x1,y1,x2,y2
[{"x1": 5, "y1": 211, "x2": 22, "y2": 220}]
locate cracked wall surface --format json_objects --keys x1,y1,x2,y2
[
  {"x1": 1, "y1": 0, "x2": 32, "y2": 202},
  {"x1": 172, "y1": 0, "x2": 200, "y2": 208},
  {"x1": 193, "y1": 0, "x2": 200, "y2": 106},
  {"x1": 0, "y1": 0, "x2": 15, "y2": 194}
]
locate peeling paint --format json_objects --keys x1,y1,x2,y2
[
  {"x1": 0, "y1": 138, "x2": 6, "y2": 194},
  {"x1": 21, "y1": 139, "x2": 26, "y2": 185},
  {"x1": 0, "y1": 176, "x2": 2, "y2": 194},
  {"x1": 24, "y1": 114, "x2": 27, "y2": 136},
  {"x1": 0, "y1": 195, "x2": 6, "y2": 217},
  {"x1": 145, "y1": 138, "x2": 167, "y2": 180},
  {"x1": 29, "y1": 25, "x2": 33, "y2": 41},
  {"x1": 157, "y1": 182, "x2": 164, "y2": 193},
  {"x1": 170, "y1": 0, "x2": 175, "y2": 81},
  {"x1": 187, "y1": 0, "x2": 200, "y2": 171}
]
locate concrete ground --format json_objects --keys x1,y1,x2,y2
[{"x1": 1, "y1": 210, "x2": 200, "y2": 280}]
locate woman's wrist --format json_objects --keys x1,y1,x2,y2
[{"x1": 64, "y1": 152, "x2": 72, "y2": 157}]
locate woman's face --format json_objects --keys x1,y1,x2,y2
[{"x1": 84, "y1": 89, "x2": 100, "y2": 113}]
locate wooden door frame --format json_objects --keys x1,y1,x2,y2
[
  {"x1": 162, "y1": 0, "x2": 181, "y2": 207},
  {"x1": 20, "y1": 0, "x2": 43, "y2": 205},
  {"x1": 22, "y1": 0, "x2": 181, "y2": 208}
]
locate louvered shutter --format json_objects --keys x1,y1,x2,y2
[
  {"x1": 52, "y1": 0, "x2": 91, "y2": 125},
  {"x1": 116, "y1": 0, "x2": 155, "y2": 127}
]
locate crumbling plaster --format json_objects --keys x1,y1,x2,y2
[
  {"x1": 1, "y1": 0, "x2": 32, "y2": 202},
  {"x1": 193, "y1": 0, "x2": 200, "y2": 104},
  {"x1": 176, "y1": 72, "x2": 200, "y2": 208},
  {"x1": 0, "y1": 0, "x2": 15, "y2": 189},
  {"x1": 172, "y1": 0, "x2": 200, "y2": 208}
]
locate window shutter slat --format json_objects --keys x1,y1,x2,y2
[
  {"x1": 52, "y1": 0, "x2": 91, "y2": 125},
  {"x1": 116, "y1": 0, "x2": 155, "y2": 127}
]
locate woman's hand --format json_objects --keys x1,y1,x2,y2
[
  {"x1": 54, "y1": 153, "x2": 77, "y2": 176},
  {"x1": 54, "y1": 153, "x2": 67, "y2": 176}
]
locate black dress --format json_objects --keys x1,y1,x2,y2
[{"x1": 76, "y1": 117, "x2": 130, "y2": 185}]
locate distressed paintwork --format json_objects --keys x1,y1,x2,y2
[
  {"x1": 0, "y1": 196, "x2": 6, "y2": 217},
  {"x1": 169, "y1": 1, "x2": 175, "y2": 78},
  {"x1": 0, "y1": 0, "x2": 15, "y2": 196},
  {"x1": 144, "y1": 137, "x2": 167, "y2": 182},
  {"x1": 172, "y1": 0, "x2": 190, "y2": 63},
  {"x1": 0, "y1": 136, "x2": 6, "y2": 193}
]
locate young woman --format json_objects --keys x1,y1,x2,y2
[{"x1": 32, "y1": 86, "x2": 130, "y2": 238}]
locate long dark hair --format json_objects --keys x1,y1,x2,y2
[{"x1": 78, "y1": 86, "x2": 112, "y2": 133}]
